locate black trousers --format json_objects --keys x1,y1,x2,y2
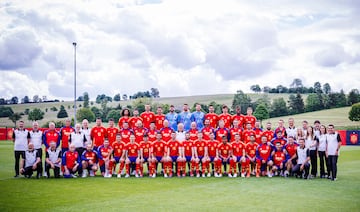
[
  {"x1": 23, "y1": 165, "x2": 41, "y2": 177},
  {"x1": 328, "y1": 155, "x2": 338, "y2": 180},
  {"x1": 309, "y1": 150, "x2": 317, "y2": 176},
  {"x1": 14, "y1": 151, "x2": 25, "y2": 176},
  {"x1": 292, "y1": 163, "x2": 310, "y2": 178},
  {"x1": 318, "y1": 151, "x2": 330, "y2": 176},
  {"x1": 45, "y1": 163, "x2": 60, "y2": 178},
  {"x1": 35, "y1": 148, "x2": 43, "y2": 175}
]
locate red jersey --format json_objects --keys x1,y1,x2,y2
[
  {"x1": 244, "y1": 115, "x2": 256, "y2": 128},
  {"x1": 262, "y1": 130, "x2": 274, "y2": 143},
  {"x1": 60, "y1": 126, "x2": 74, "y2": 149},
  {"x1": 218, "y1": 113, "x2": 232, "y2": 128},
  {"x1": 126, "y1": 143, "x2": 139, "y2": 157},
  {"x1": 215, "y1": 128, "x2": 230, "y2": 142},
  {"x1": 147, "y1": 129, "x2": 157, "y2": 142},
  {"x1": 134, "y1": 127, "x2": 148, "y2": 144},
  {"x1": 106, "y1": 127, "x2": 119, "y2": 146},
  {"x1": 257, "y1": 144, "x2": 272, "y2": 161},
  {"x1": 273, "y1": 151, "x2": 286, "y2": 166},
  {"x1": 253, "y1": 128, "x2": 263, "y2": 144},
  {"x1": 154, "y1": 114, "x2": 165, "y2": 130},
  {"x1": 160, "y1": 127, "x2": 173, "y2": 143},
  {"x1": 128, "y1": 117, "x2": 142, "y2": 129},
  {"x1": 167, "y1": 140, "x2": 181, "y2": 157},
  {"x1": 217, "y1": 143, "x2": 231, "y2": 158},
  {"x1": 271, "y1": 138, "x2": 287, "y2": 147},
  {"x1": 112, "y1": 142, "x2": 126, "y2": 157},
  {"x1": 246, "y1": 142, "x2": 258, "y2": 158},
  {"x1": 274, "y1": 127, "x2": 287, "y2": 138},
  {"x1": 188, "y1": 128, "x2": 198, "y2": 141},
  {"x1": 152, "y1": 141, "x2": 166, "y2": 157},
  {"x1": 140, "y1": 112, "x2": 155, "y2": 129},
  {"x1": 119, "y1": 128, "x2": 133, "y2": 144},
  {"x1": 229, "y1": 127, "x2": 242, "y2": 142},
  {"x1": 43, "y1": 130, "x2": 60, "y2": 149},
  {"x1": 81, "y1": 150, "x2": 98, "y2": 164},
  {"x1": 284, "y1": 143, "x2": 298, "y2": 157},
  {"x1": 204, "y1": 113, "x2": 219, "y2": 129},
  {"x1": 90, "y1": 126, "x2": 107, "y2": 147},
  {"x1": 232, "y1": 114, "x2": 245, "y2": 128},
  {"x1": 62, "y1": 151, "x2": 79, "y2": 169},
  {"x1": 207, "y1": 140, "x2": 219, "y2": 157},
  {"x1": 201, "y1": 126, "x2": 214, "y2": 141},
  {"x1": 98, "y1": 145, "x2": 113, "y2": 160},
  {"x1": 182, "y1": 140, "x2": 194, "y2": 157},
  {"x1": 139, "y1": 141, "x2": 152, "y2": 158},
  {"x1": 194, "y1": 140, "x2": 206, "y2": 157},
  {"x1": 242, "y1": 129, "x2": 255, "y2": 144},
  {"x1": 232, "y1": 141, "x2": 246, "y2": 157},
  {"x1": 118, "y1": 116, "x2": 130, "y2": 129}
]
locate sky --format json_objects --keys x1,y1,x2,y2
[{"x1": 0, "y1": 0, "x2": 359, "y2": 101}]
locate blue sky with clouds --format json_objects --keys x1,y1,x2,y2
[{"x1": 0, "y1": 0, "x2": 359, "y2": 100}]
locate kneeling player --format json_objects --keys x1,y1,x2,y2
[
  {"x1": 63, "y1": 144, "x2": 81, "y2": 178},
  {"x1": 81, "y1": 144, "x2": 98, "y2": 177},
  {"x1": 256, "y1": 135, "x2": 273, "y2": 177},
  {"x1": 272, "y1": 142, "x2": 287, "y2": 176},
  {"x1": 98, "y1": 139, "x2": 114, "y2": 178},
  {"x1": 125, "y1": 135, "x2": 141, "y2": 177},
  {"x1": 230, "y1": 134, "x2": 247, "y2": 177},
  {"x1": 112, "y1": 134, "x2": 126, "y2": 178},
  {"x1": 45, "y1": 141, "x2": 62, "y2": 178}
]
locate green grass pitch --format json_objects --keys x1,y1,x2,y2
[{"x1": 0, "y1": 141, "x2": 359, "y2": 211}]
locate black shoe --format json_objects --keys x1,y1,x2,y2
[
  {"x1": 27, "y1": 175, "x2": 32, "y2": 179},
  {"x1": 14, "y1": 175, "x2": 19, "y2": 178}
]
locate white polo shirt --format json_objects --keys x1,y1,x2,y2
[
  {"x1": 29, "y1": 130, "x2": 43, "y2": 150},
  {"x1": 326, "y1": 132, "x2": 341, "y2": 156},
  {"x1": 13, "y1": 128, "x2": 29, "y2": 151}
]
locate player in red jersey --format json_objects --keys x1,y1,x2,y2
[
  {"x1": 43, "y1": 122, "x2": 61, "y2": 149},
  {"x1": 201, "y1": 119, "x2": 214, "y2": 141},
  {"x1": 193, "y1": 132, "x2": 208, "y2": 177},
  {"x1": 106, "y1": 118, "x2": 119, "y2": 146},
  {"x1": 274, "y1": 119, "x2": 287, "y2": 138},
  {"x1": 98, "y1": 139, "x2": 113, "y2": 177},
  {"x1": 154, "y1": 106, "x2": 166, "y2": 131},
  {"x1": 139, "y1": 134, "x2": 154, "y2": 177},
  {"x1": 232, "y1": 105, "x2": 245, "y2": 129},
  {"x1": 59, "y1": 118, "x2": 74, "y2": 153},
  {"x1": 125, "y1": 134, "x2": 141, "y2": 177},
  {"x1": 230, "y1": 133, "x2": 247, "y2": 177},
  {"x1": 62, "y1": 144, "x2": 80, "y2": 178},
  {"x1": 245, "y1": 134, "x2": 260, "y2": 177},
  {"x1": 147, "y1": 122, "x2": 157, "y2": 142},
  {"x1": 256, "y1": 135, "x2": 274, "y2": 177},
  {"x1": 81, "y1": 143, "x2": 98, "y2": 177},
  {"x1": 151, "y1": 133, "x2": 167, "y2": 177},
  {"x1": 129, "y1": 109, "x2": 143, "y2": 129},
  {"x1": 188, "y1": 122, "x2": 199, "y2": 141},
  {"x1": 284, "y1": 136, "x2": 299, "y2": 176},
  {"x1": 160, "y1": 120, "x2": 173, "y2": 143},
  {"x1": 165, "y1": 132, "x2": 182, "y2": 177},
  {"x1": 140, "y1": 104, "x2": 155, "y2": 129},
  {"x1": 119, "y1": 122, "x2": 133, "y2": 144},
  {"x1": 111, "y1": 134, "x2": 126, "y2": 178},
  {"x1": 218, "y1": 105, "x2": 232, "y2": 129},
  {"x1": 90, "y1": 118, "x2": 107, "y2": 150},
  {"x1": 229, "y1": 119, "x2": 242, "y2": 142},
  {"x1": 253, "y1": 121, "x2": 263, "y2": 144},
  {"x1": 205, "y1": 132, "x2": 218, "y2": 177},
  {"x1": 262, "y1": 122, "x2": 274, "y2": 143},
  {"x1": 182, "y1": 132, "x2": 195, "y2": 176},
  {"x1": 244, "y1": 107, "x2": 256, "y2": 128},
  {"x1": 271, "y1": 131, "x2": 287, "y2": 147},
  {"x1": 133, "y1": 120, "x2": 148, "y2": 144},
  {"x1": 272, "y1": 142, "x2": 287, "y2": 177},
  {"x1": 215, "y1": 120, "x2": 230, "y2": 142},
  {"x1": 242, "y1": 123, "x2": 256, "y2": 144},
  {"x1": 204, "y1": 104, "x2": 219, "y2": 129},
  {"x1": 215, "y1": 136, "x2": 232, "y2": 177},
  {"x1": 118, "y1": 108, "x2": 131, "y2": 129}
]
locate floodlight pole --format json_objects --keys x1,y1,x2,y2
[{"x1": 73, "y1": 42, "x2": 77, "y2": 126}]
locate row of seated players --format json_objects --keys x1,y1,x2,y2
[{"x1": 37, "y1": 131, "x2": 304, "y2": 179}]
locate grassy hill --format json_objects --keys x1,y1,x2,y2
[{"x1": 0, "y1": 93, "x2": 358, "y2": 129}]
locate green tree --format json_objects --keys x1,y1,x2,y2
[
  {"x1": 150, "y1": 88, "x2": 160, "y2": 98},
  {"x1": 132, "y1": 98, "x2": 152, "y2": 114},
  {"x1": 114, "y1": 93, "x2": 121, "y2": 101},
  {"x1": 323, "y1": 83, "x2": 331, "y2": 94},
  {"x1": 349, "y1": 103, "x2": 360, "y2": 121},
  {"x1": 0, "y1": 106, "x2": 14, "y2": 117},
  {"x1": 28, "y1": 108, "x2": 45, "y2": 121},
  {"x1": 57, "y1": 105, "x2": 69, "y2": 118},
  {"x1": 288, "y1": 93, "x2": 305, "y2": 114},
  {"x1": 106, "y1": 109, "x2": 121, "y2": 122},
  {"x1": 305, "y1": 93, "x2": 323, "y2": 112},
  {"x1": 83, "y1": 92, "x2": 90, "y2": 108},
  {"x1": 24, "y1": 108, "x2": 30, "y2": 115},
  {"x1": 348, "y1": 89, "x2": 360, "y2": 105},
  {"x1": 253, "y1": 104, "x2": 269, "y2": 124},
  {"x1": 232, "y1": 90, "x2": 252, "y2": 114},
  {"x1": 9, "y1": 113, "x2": 22, "y2": 127},
  {"x1": 250, "y1": 85, "x2": 261, "y2": 93},
  {"x1": 91, "y1": 106, "x2": 102, "y2": 119},
  {"x1": 77, "y1": 108, "x2": 96, "y2": 123},
  {"x1": 50, "y1": 106, "x2": 58, "y2": 111},
  {"x1": 270, "y1": 98, "x2": 288, "y2": 117},
  {"x1": 314, "y1": 81, "x2": 322, "y2": 93}
]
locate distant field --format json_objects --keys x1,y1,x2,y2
[{"x1": 0, "y1": 141, "x2": 359, "y2": 211}]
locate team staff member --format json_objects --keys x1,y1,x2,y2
[
  {"x1": 70, "y1": 124, "x2": 87, "y2": 156},
  {"x1": 81, "y1": 119, "x2": 92, "y2": 144},
  {"x1": 28, "y1": 121, "x2": 43, "y2": 177},
  {"x1": 326, "y1": 124, "x2": 341, "y2": 181},
  {"x1": 62, "y1": 144, "x2": 81, "y2": 178},
  {"x1": 43, "y1": 122, "x2": 60, "y2": 149},
  {"x1": 291, "y1": 138, "x2": 310, "y2": 179},
  {"x1": 13, "y1": 121, "x2": 30, "y2": 178},
  {"x1": 20, "y1": 143, "x2": 41, "y2": 178},
  {"x1": 45, "y1": 141, "x2": 62, "y2": 178},
  {"x1": 59, "y1": 118, "x2": 74, "y2": 153}
]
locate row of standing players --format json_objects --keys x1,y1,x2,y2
[{"x1": 13, "y1": 105, "x2": 341, "y2": 180}]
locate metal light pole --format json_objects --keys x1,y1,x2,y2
[{"x1": 73, "y1": 42, "x2": 77, "y2": 126}]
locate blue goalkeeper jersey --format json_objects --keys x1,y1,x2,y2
[
  {"x1": 179, "y1": 111, "x2": 192, "y2": 131},
  {"x1": 191, "y1": 111, "x2": 205, "y2": 130},
  {"x1": 166, "y1": 112, "x2": 179, "y2": 131}
]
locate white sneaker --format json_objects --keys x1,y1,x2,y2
[
  {"x1": 268, "y1": 172, "x2": 273, "y2": 178},
  {"x1": 132, "y1": 170, "x2": 136, "y2": 175},
  {"x1": 196, "y1": 174, "x2": 200, "y2": 178},
  {"x1": 43, "y1": 172, "x2": 48, "y2": 178},
  {"x1": 164, "y1": 174, "x2": 168, "y2": 178},
  {"x1": 125, "y1": 174, "x2": 130, "y2": 178},
  {"x1": 202, "y1": 173, "x2": 205, "y2": 178},
  {"x1": 71, "y1": 174, "x2": 77, "y2": 178},
  {"x1": 233, "y1": 173, "x2": 237, "y2": 178},
  {"x1": 214, "y1": 173, "x2": 218, "y2": 177},
  {"x1": 219, "y1": 173, "x2": 222, "y2": 177},
  {"x1": 117, "y1": 174, "x2": 121, "y2": 178},
  {"x1": 82, "y1": 170, "x2": 88, "y2": 178},
  {"x1": 135, "y1": 174, "x2": 139, "y2": 178},
  {"x1": 228, "y1": 173, "x2": 232, "y2": 178},
  {"x1": 89, "y1": 170, "x2": 95, "y2": 177},
  {"x1": 241, "y1": 173, "x2": 245, "y2": 178},
  {"x1": 207, "y1": 173, "x2": 211, "y2": 177},
  {"x1": 152, "y1": 173, "x2": 156, "y2": 178}
]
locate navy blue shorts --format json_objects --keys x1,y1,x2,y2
[
  {"x1": 143, "y1": 157, "x2": 148, "y2": 163},
  {"x1": 235, "y1": 156, "x2": 243, "y2": 162},
  {"x1": 209, "y1": 156, "x2": 215, "y2": 162},
  {"x1": 156, "y1": 156, "x2": 162, "y2": 162},
  {"x1": 198, "y1": 156, "x2": 203, "y2": 161},
  {"x1": 185, "y1": 156, "x2": 192, "y2": 162},
  {"x1": 171, "y1": 156, "x2": 178, "y2": 162},
  {"x1": 128, "y1": 156, "x2": 137, "y2": 163},
  {"x1": 114, "y1": 157, "x2": 121, "y2": 163}
]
